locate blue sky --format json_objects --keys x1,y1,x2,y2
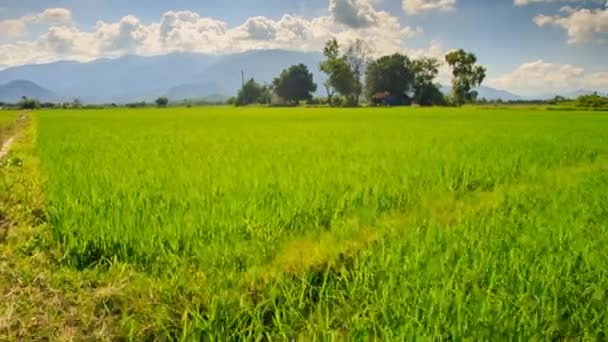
[{"x1": 0, "y1": 0, "x2": 606, "y2": 95}]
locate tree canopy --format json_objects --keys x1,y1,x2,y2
[
  {"x1": 155, "y1": 97, "x2": 169, "y2": 107},
  {"x1": 365, "y1": 54, "x2": 414, "y2": 104},
  {"x1": 236, "y1": 78, "x2": 268, "y2": 106},
  {"x1": 409, "y1": 57, "x2": 444, "y2": 106},
  {"x1": 445, "y1": 49, "x2": 486, "y2": 106},
  {"x1": 273, "y1": 64, "x2": 317, "y2": 104},
  {"x1": 18, "y1": 96, "x2": 40, "y2": 110},
  {"x1": 319, "y1": 38, "x2": 369, "y2": 107}
]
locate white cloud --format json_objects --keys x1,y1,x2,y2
[
  {"x1": 586, "y1": 71, "x2": 608, "y2": 88},
  {"x1": 0, "y1": 3, "x2": 428, "y2": 68},
  {"x1": 0, "y1": 19, "x2": 27, "y2": 38},
  {"x1": 403, "y1": 0, "x2": 456, "y2": 15},
  {"x1": 488, "y1": 60, "x2": 608, "y2": 94},
  {"x1": 515, "y1": 0, "x2": 581, "y2": 6},
  {"x1": 533, "y1": 7, "x2": 608, "y2": 43},
  {"x1": 36, "y1": 8, "x2": 72, "y2": 23},
  {"x1": 329, "y1": 0, "x2": 381, "y2": 28},
  {"x1": 0, "y1": 7, "x2": 71, "y2": 39}
]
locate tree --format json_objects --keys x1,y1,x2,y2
[
  {"x1": 576, "y1": 93, "x2": 608, "y2": 109},
  {"x1": 155, "y1": 97, "x2": 169, "y2": 107},
  {"x1": 272, "y1": 64, "x2": 317, "y2": 105},
  {"x1": 259, "y1": 84, "x2": 273, "y2": 105},
  {"x1": 72, "y1": 98, "x2": 82, "y2": 108},
  {"x1": 365, "y1": 54, "x2": 414, "y2": 104},
  {"x1": 344, "y1": 39, "x2": 370, "y2": 105},
  {"x1": 319, "y1": 39, "x2": 357, "y2": 106},
  {"x1": 319, "y1": 38, "x2": 340, "y2": 106},
  {"x1": 18, "y1": 96, "x2": 40, "y2": 110},
  {"x1": 445, "y1": 49, "x2": 486, "y2": 106},
  {"x1": 236, "y1": 78, "x2": 265, "y2": 106},
  {"x1": 409, "y1": 57, "x2": 445, "y2": 106}
]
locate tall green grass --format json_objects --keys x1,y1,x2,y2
[{"x1": 36, "y1": 107, "x2": 608, "y2": 338}]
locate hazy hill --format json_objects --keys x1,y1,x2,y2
[
  {"x1": 0, "y1": 50, "x2": 324, "y2": 103},
  {"x1": 441, "y1": 85, "x2": 525, "y2": 101},
  {"x1": 0, "y1": 80, "x2": 57, "y2": 103},
  {"x1": 4, "y1": 50, "x2": 601, "y2": 103}
]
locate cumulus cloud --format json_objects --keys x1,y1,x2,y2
[
  {"x1": 514, "y1": 0, "x2": 605, "y2": 6},
  {"x1": 36, "y1": 8, "x2": 72, "y2": 23},
  {"x1": 0, "y1": 19, "x2": 27, "y2": 38},
  {"x1": 487, "y1": 60, "x2": 607, "y2": 94},
  {"x1": 0, "y1": 5, "x2": 427, "y2": 68},
  {"x1": 0, "y1": 7, "x2": 71, "y2": 39},
  {"x1": 533, "y1": 7, "x2": 608, "y2": 43},
  {"x1": 329, "y1": 0, "x2": 381, "y2": 28},
  {"x1": 403, "y1": 0, "x2": 456, "y2": 15}
]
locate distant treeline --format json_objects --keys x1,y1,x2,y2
[
  {"x1": 232, "y1": 39, "x2": 486, "y2": 108},
  {"x1": 2, "y1": 92, "x2": 607, "y2": 111},
  {"x1": 0, "y1": 96, "x2": 227, "y2": 110}
]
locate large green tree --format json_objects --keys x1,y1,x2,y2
[
  {"x1": 409, "y1": 57, "x2": 445, "y2": 106},
  {"x1": 365, "y1": 54, "x2": 414, "y2": 104},
  {"x1": 236, "y1": 78, "x2": 265, "y2": 106},
  {"x1": 319, "y1": 38, "x2": 340, "y2": 106},
  {"x1": 155, "y1": 97, "x2": 169, "y2": 107},
  {"x1": 445, "y1": 49, "x2": 486, "y2": 106},
  {"x1": 319, "y1": 39, "x2": 359, "y2": 106},
  {"x1": 273, "y1": 64, "x2": 317, "y2": 105}
]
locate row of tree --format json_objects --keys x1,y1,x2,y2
[{"x1": 235, "y1": 39, "x2": 487, "y2": 107}]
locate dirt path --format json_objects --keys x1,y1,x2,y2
[
  {"x1": 0, "y1": 113, "x2": 28, "y2": 161},
  {"x1": 0, "y1": 136, "x2": 14, "y2": 160}
]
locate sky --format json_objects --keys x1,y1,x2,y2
[{"x1": 0, "y1": 0, "x2": 606, "y2": 95}]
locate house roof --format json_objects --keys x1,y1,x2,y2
[{"x1": 371, "y1": 91, "x2": 390, "y2": 99}]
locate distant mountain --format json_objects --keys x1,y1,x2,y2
[
  {"x1": 189, "y1": 49, "x2": 325, "y2": 97},
  {"x1": 441, "y1": 85, "x2": 525, "y2": 101},
  {"x1": 0, "y1": 50, "x2": 324, "y2": 103},
  {"x1": 0, "y1": 80, "x2": 57, "y2": 102},
  {"x1": 166, "y1": 81, "x2": 226, "y2": 100}
]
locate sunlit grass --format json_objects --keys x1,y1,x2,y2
[{"x1": 33, "y1": 106, "x2": 608, "y2": 338}]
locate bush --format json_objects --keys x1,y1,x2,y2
[
  {"x1": 18, "y1": 97, "x2": 40, "y2": 110},
  {"x1": 155, "y1": 97, "x2": 169, "y2": 107},
  {"x1": 576, "y1": 94, "x2": 608, "y2": 109},
  {"x1": 332, "y1": 96, "x2": 345, "y2": 107}
]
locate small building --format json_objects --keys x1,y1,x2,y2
[{"x1": 371, "y1": 91, "x2": 411, "y2": 107}]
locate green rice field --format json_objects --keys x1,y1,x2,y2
[{"x1": 5, "y1": 106, "x2": 608, "y2": 339}]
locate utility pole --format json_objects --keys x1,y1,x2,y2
[{"x1": 241, "y1": 70, "x2": 245, "y2": 88}]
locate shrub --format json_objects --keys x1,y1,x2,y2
[
  {"x1": 156, "y1": 97, "x2": 169, "y2": 107},
  {"x1": 576, "y1": 94, "x2": 608, "y2": 109},
  {"x1": 18, "y1": 97, "x2": 40, "y2": 110}
]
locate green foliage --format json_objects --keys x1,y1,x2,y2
[
  {"x1": 576, "y1": 93, "x2": 608, "y2": 109},
  {"x1": 226, "y1": 96, "x2": 237, "y2": 105},
  {"x1": 409, "y1": 57, "x2": 445, "y2": 106},
  {"x1": 445, "y1": 49, "x2": 486, "y2": 106},
  {"x1": 235, "y1": 78, "x2": 267, "y2": 106},
  {"x1": 365, "y1": 54, "x2": 414, "y2": 103},
  {"x1": 155, "y1": 97, "x2": 169, "y2": 107},
  {"x1": 17, "y1": 97, "x2": 40, "y2": 110},
  {"x1": 125, "y1": 101, "x2": 147, "y2": 108},
  {"x1": 320, "y1": 58, "x2": 356, "y2": 106},
  {"x1": 273, "y1": 64, "x2": 317, "y2": 105},
  {"x1": 319, "y1": 38, "x2": 369, "y2": 107}
]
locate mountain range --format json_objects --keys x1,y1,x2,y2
[
  {"x1": 0, "y1": 80, "x2": 57, "y2": 103},
  {"x1": 0, "y1": 50, "x2": 324, "y2": 103},
  {"x1": 0, "y1": 50, "x2": 605, "y2": 103}
]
